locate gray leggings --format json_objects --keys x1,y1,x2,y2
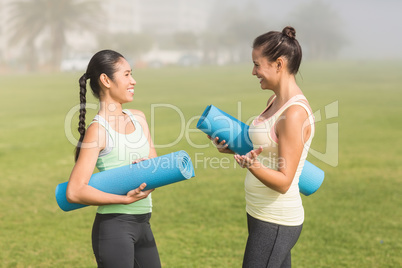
[
  {"x1": 243, "y1": 214, "x2": 303, "y2": 268},
  {"x1": 92, "y1": 213, "x2": 161, "y2": 268}
]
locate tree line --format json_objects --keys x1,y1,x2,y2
[{"x1": 5, "y1": 0, "x2": 347, "y2": 71}]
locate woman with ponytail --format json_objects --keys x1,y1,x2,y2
[
  {"x1": 66, "y1": 50, "x2": 161, "y2": 267},
  {"x1": 209, "y1": 27, "x2": 315, "y2": 267}
]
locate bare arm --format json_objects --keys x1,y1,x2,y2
[
  {"x1": 66, "y1": 123, "x2": 153, "y2": 205},
  {"x1": 234, "y1": 105, "x2": 310, "y2": 194}
]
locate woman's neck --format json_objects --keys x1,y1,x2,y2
[
  {"x1": 98, "y1": 101, "x2": 124, "y2": 117},
  {"x1": 272, "y1": 74, "x2": 302, "y2": 105}
]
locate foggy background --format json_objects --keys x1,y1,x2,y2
[{"x1": 0, "y1": 0, "x2": 401, "y2": 73}]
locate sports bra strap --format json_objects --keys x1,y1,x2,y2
[
  {"x1": 91, "y1": 114, "x2": 110, "y2": 129},
  {"x1": 275, "y1": 95, "x2": 311, "y2": 118},
  {"x1": 88, "y1": 110, "x2": 143, "y2": 157},
  {"x1": 122, "y1": 109, "x2": 142, "y2": 131}
]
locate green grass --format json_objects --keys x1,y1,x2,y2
[{"x1": 0, "y1": 61, "x2": 401, "y2": 267}]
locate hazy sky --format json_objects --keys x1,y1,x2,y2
[
  {"x1": 2, "y1": 0, "x2": 401, "y2": 64},
  {"x1": 330, "y1": 0, "x2": 402, "y2": 59},
  {"x1": 226, "y1": 0, "x2": 402, "y2": 60}
]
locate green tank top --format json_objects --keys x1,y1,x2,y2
[{"x1": 89, "y1": 109, "x2": 152, "y2": 214}]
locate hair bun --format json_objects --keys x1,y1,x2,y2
[{"x1": 282, "y1": 26, "x2": 296, "y2": 39}]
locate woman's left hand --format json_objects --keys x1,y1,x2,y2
[{"x1": 234, "y1": 146, "x2": 263, "y2": 168}]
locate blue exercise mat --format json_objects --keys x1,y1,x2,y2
[
  {"x1": 56, "y1": 150, "x2": 195, "y2": 212},
  {"x1": 197, "y1": 105, "x2": 324, "y2": 196},
  {"x1": 298, "y1": 160, "x2": 325, "y2": 196},
  {"x1": 196, "y1": 105, "x2": 253, "y2": 155}
]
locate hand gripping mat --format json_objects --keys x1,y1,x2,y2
[
  {"x1": 56, "y1": 150, "x2": 195, "y2": 211},
  {"x1": 197, "y1": 105, "x2": 324, "y2": 196},
  {"x1": 196, "y1": 105, "x2": 253, "y2": 155}
]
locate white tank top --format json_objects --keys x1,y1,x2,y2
[{"x1": 245, "y1": 94, "x2": 315, "y2": 226}]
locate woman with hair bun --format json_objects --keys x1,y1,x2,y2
[
  {"x1": 66, "y1": 50, "x2": 161, "y2": 267},
  {"x1": 210, "y1": 26, "x2": 315, "y2": 267}
]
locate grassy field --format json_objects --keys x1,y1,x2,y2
[{"x1": 0, "y1": 61, "x2": 401, "y2": 267}]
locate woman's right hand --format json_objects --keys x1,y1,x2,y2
[
  {"x1": 125, "y1": 183, "x2": 154, "y2": 204},
  {"x1": 208, "y1": 135, "x2": 235, "y2": 154}
]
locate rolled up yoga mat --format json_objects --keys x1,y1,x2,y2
[
  {"x1": 298, "y1": 160, "x2": 324, "y2": 196},
  {"x1": 197, "y1": 105, "x2": 324, "y2": 196},
  {"x1": 56, "y1": 150, "x2": 195, "y2": 212},
  {"x1": 196, "y1": 105, "x2": 253, "y2": 155}
]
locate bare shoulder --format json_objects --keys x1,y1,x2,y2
[
  {"x1": 86, "y1": 121, "x2": 103, "y2": 137},
  {"x1": 84, "y1": 121, "x2": 106, "y2": 149},
  {"x1": 284, "y1": 104, "x2": 309, "y2": 120},
  {"x1": 128, "y1": 109, "x2": 146, "y2": 119},
  {"x1": 128, "y1": 109, "x2": 150, "y2": 131}
]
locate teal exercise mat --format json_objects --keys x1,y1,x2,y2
[
  {"x1": 56, "y1": 150, "x2": 195, "y2": 212},
  {"x1": 197, "y1": 105, "x2": 253, "y2": 155},
  {"x1": 196, "y1": 105, "x2": 324, "y2": 196},
  {"x1": 298, "y1": 160, "x2": 324, "y2": 196}
]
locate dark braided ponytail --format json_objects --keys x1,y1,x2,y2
[
  {"x1": 75, "y1": 73, "x2": 88, "y2": 161},
  {"x1": 74, "y1": 50, "x2": 125, "y2": 161}
]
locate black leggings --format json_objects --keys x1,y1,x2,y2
[
  {"x1": 243, "y1": 214, "x2": 303, "y2": 268},
  {"x1": 92, "y1": 213, "x2": 161, "y2": 268}
]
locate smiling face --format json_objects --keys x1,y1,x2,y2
[
  {"x1": 108, "y1": 58, "x2": 136, "y2": 103},
  {"x1": 251, "y1": 47, "x2": 279, "y2": 90}
]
